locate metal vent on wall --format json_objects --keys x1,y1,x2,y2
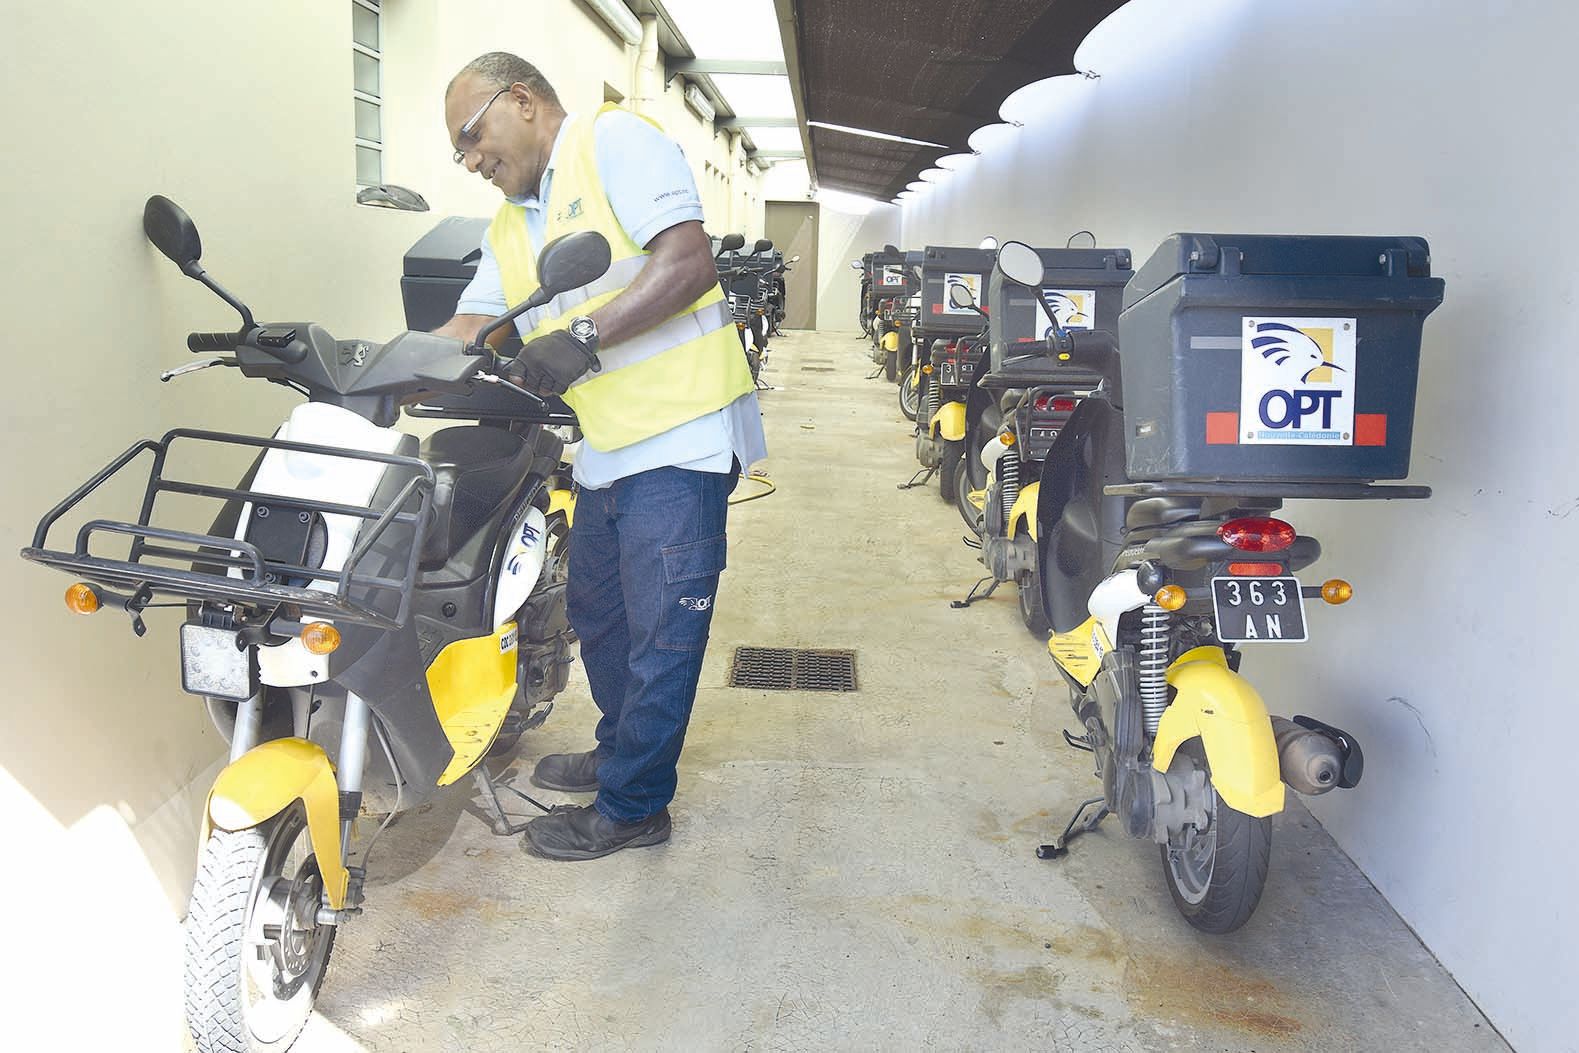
[{"x1": 729, "y1": 647, "x2": 858, "y2": 691}]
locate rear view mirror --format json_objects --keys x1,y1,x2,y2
[
  {"x1": 947, "y1": 282, "x2": 976, "y2": 309},
  {"x1": 978, "y1": 236, "x2": 998, "y2": 251},
  {"x1": 996, "y1": 241, "x2": 1044, "y2": 288},
  {"x1": 753, "y1": 239, "x2": 774, "y2": 254},
  {"x1": 850, "y1": 259, "x2": 862, "y2": 270},
  {"x1": 719, "y1": 233, "x2": 746, "y2": 254},
  {"x1": 883, "y1": 243, "x2": 899, "y2": 254},
  {"x1": 536, "y1": 230, "x2": 612, "y2": 298},
  {"x1": 790, "y1": 255, "x2": 801, "y2": 264},
  {"x1": 144, "y1": 195, "x2": 202, "y2": 270}
]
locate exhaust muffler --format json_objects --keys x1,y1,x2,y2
[{"x1": 1270, "y1": 716, "x2": 1345, "y2": 795}]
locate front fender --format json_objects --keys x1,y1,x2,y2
[
  {"x1": 1006, "y1": 481, "x2": 1040, "y2": 542},
  {"x1": 205, "y1": 738, "x2": 349, "y2": 909},
  {"x1": 1152, "y1": 647, "x2": 1284, "y2": 818},
  {"x1": 548, "y1": 486, "x2": 575, "y2": 529},
  {"x1": 881, "y1": 330, "x2": 900, "y2": 352},
  {"x1": 929, "y1": 401, "x2": 966, "y2": 441}
]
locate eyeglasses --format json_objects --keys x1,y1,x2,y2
[{"x1": 452, "y1": 87, "x2": 511, "y2": 164}]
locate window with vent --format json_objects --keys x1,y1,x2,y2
[{"x1": 352, "y1": 0, "x2": 382, "y2": 186}]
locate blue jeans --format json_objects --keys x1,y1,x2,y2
[{"x1": 566, "y1": 466, "x2": 736, "y2": 824}]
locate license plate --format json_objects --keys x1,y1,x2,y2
[
  {"x1": 1210, "y1": 576, "x2": 1308, "y2": 643},
  {"x1": 180, "y1": 622, "x2": 256, "y2": 700}
]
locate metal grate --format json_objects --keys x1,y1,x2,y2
[
  {"x1": 801, "y1": 366, "x2": 835, "y2": 372},
  {"x1": 729, "y1": 647, "x2": 858, "y2": 691}
]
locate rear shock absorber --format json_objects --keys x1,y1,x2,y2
[
  {"x1": 999, "y1": 444, "x2": 1020, "y2": 522},
  {"x1": 1138, "y1": 604, "x2": 1171, "y2": 735},
  {"x1": 923, "y1": 370, "x2": 938, "y2": 423}
]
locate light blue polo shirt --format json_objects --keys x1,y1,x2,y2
[{"x1": 457, "y1": 110, "x2": 767, "y2": 490}]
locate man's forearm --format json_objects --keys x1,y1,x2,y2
[{"x1": 588, "y1": 221, "x2": 717, "y2": 348}]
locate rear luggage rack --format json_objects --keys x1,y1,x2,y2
[{"x1": 20, "y1": 428, "x2": 435, "y2": 630}]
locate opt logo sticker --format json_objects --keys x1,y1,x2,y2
[
  {"x1": 881, "y1": 265, "x2": 905, "y2": 287},
  {"x1": 942, "y1": 273, "x2": 982, "y2": 314},
  {"x1": 1035, "y1": 289, "x2": 1097, "y2": 334},
  {"x1": 1240, "y1": 317, "x2": 1357, "y2": 445}
]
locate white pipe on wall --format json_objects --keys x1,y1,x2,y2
[{"x1": 584, "y1": 0, "x2": 642, "y2": 46}]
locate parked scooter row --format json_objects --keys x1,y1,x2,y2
[
  {"x1": 867, "y1": 231, "x2": 1445, "y2": 933},
  {"x1": 715, "y1": 234, "x2": 799, "y2": 386}
]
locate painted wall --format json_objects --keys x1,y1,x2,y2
[
  {"x1": 0, "y1": 1, "x2": 761, "y2": 1045},
  {"x1": 895, "y1": 2, "x2": 1577, "y2": 1049}
]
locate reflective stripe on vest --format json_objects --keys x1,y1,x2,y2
[{"x1": 488, "y1": 105, "x2": 752, "y2": 451}]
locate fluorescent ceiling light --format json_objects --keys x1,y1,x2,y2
[
  {"x1": 815, "y1": 187, "x2": 887, "y2": 214},
  {"x1": 807, "y1": 121, "x2": 950, "y2": 150}
]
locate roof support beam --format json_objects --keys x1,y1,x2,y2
[
  {"x1": 665, "y1": 59, "x2": 787, "y2": 86},
  {"x1": 750, "y1": 150, "x2": 805, "y2": 159},
  {"x1": 718, "y1": 116, "x2": 800, "y2": 130}
]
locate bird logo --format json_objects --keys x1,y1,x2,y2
[
  {"x1": 1250, "y1": 322, "x2": 1347, "y2": 384},
  {"x1": 1040, "y1": 290, "x2": 1093, "y2": 333}
]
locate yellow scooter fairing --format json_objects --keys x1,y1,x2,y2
[
  {"x1": 206, "y1": 738, "x2": 350, "y2": 909},
  {"x1": 1047, "y1": 615, "x2": 1111, "y2": 687},
  {"x1": 1151, "y1": 646, "x2": 1285, "y2": 818},
  {"x1": 881, "y1": 330, "x2": 901, "y2": 352},
  {"x1": 427, "y1": 622, "x2": 521, "y2": 785},
  {"x1": 548, "y1": 486, "x2": 575, "y2": 528},
  {"x1": 928, "y1": 401, "x2": 966, "y2": 441},
  {"x1": 1006, "y1": 481, "x2": 1039, "y2": 542}
]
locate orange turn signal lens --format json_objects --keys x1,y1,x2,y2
[
  {"x1": 64, "y1": 583, "x2": 100, "y2": 615},
  {"x1": 300, "y1": 622, "x2": 341, "y2": 655},
  {"x1": 998, "y1": 431, "x2": 1016, "y2": 446},
  {"x1": 1154, "y1": 585, "x2": 1187, "y2": 611},
  {"x1": 1321, "y1": 579, "x2": 1353, "y2": 605},
  {"x1": 921, "y1": 364, "x2": 933, "y2": 374}
]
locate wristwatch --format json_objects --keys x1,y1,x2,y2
[{"x1": 568, "y1": 315, "x2": 599, "y2": 353}]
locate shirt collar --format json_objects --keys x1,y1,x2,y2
[{"x1": 506, "y1": 112, "x2": 578, "y2": 210}]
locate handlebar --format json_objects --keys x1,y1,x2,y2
[{"x1": 187, "y1": 330, "x2": 244, "y2": 353}]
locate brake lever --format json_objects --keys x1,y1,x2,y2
[
  {"x1": 160, "y1": 357, "x2": 237, "y2": 382},
  {"x1": 474, "y1": 371, "x2": 548, "y2": 406}
]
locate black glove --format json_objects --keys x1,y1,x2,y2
[{"x1": 500, "y1": 329, "x2": 601, "y2": 396}]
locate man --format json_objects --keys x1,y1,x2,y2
[{"x1": 434, "y1": 53, "x2": 766, "y2": 860}]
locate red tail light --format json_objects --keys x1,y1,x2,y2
[
  {"x1": 1033, "y1": 395, "x2": 1078, "y2": 413},
  {"x1": 1227, "y1": 561, "x2": 1285, "y2": 576},
  {"x1": 1218, "y1": 517, "x2": 1296, "y2": 553}
]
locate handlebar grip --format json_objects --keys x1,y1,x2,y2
[{"x1": 187, "y1": 331, "x2": 241, "y2": 353}]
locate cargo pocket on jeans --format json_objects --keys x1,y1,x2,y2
[{"x1": 657, "y1": 534, "x2": 727, "y2": 652}]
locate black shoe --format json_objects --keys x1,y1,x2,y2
[
  {"x1": 530, "y1": 750, "x2": 601, "y2": 793},
  {"x1": 522, "y1": 803, "x2": 671, "y2": 861}
]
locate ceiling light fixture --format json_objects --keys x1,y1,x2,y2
[{"x1": 807, "y1": 120, "x2": 950, "y2": 150}]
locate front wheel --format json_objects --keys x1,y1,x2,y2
[
  {"x1": 1160, "y1": 767, "x2": 1272, "y2": 934},
  {"x1": 884, "y1": 348, "x2": 898, "y2": 382},
  {"x1": 938, "y1": 440, "x2": 964, "y2": 504},
  {"x1": 1016, "y1": 567, "x2": 1051, "y2": 636},
  {"x1": 954, "y1": 453, "x2": 985, "y2": 535},
  {"x1": 185, "y1": 808, "x2": 336, "y2": 1052},
  {"x1": 899, "y1": 364, "x2": 922, "y2": 421}
]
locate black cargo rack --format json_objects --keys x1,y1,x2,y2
[
  {"x1": 1105, "y1": 481, "x2": 1430, "y2": 500},
  {"x1": 20, "y1": 428, "x2": 435, "y2": 630}
]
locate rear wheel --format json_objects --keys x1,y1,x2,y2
[
  {"x1": 899, "y1": 365, "x2": 922, "y2": 421},
  {"x1": 184, "y1": 808, "x2": 335, "y2": 1053},
  {"x1": 938, "y1": 440, "x2": 964, "y2": 504},
  {"x1": 954, "y1": 453, "x2": 985, "y2": 535},
  {"x1": 884, "y1": 348, "x2": 898, "y2": 382},
  {"x1": 1160, "y1": 762, "x2": 1272, "y2": 934},
  {"x1": 1016, "y1": 567, "x2": 1051, "y2": 636}
]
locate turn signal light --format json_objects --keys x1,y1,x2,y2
[
  {"x1": 300, "y1": 622, "x2": 341, "y2": 655},
  {"x1": 64, "y1": 583, "x2": 100, "y2": 615},
  {"x1": 1321, "y1": 579, "x2": 1354, "y2": 605},
  {"x1": 998, "y1": 431, "x2": 1016, "y2": 446},
  {"x1": 1218, "y1": 516, "x2": 1296, "y2": 553},
  {"x1": 1228, "y1": 562, "x2": 1285, "y2": 576},
  {"x1": 1154, "y1": 585, "x2": 1187, "y2": 611},
  {"x1": 1033, "y1": 395, "x2": 1077, "y2": 413},
  {"x1": 922, "y1": 364, "x2": 933, "y2": 374}
]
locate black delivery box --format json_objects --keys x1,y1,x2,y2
[
  {"x1": 1117, "y1": 233, "x2": 1444, "y2": 483},
  {"x1": 987, "y1": 246, "x2": 1132, "y2": 374},
  {"x1": 869, "y1": 251, "x2": 916, "y2": 298},
  {"x1": 918, "y1": 247, "x2": 995, "y2": 338},
  {"x1": 401, "y1": 216, "x2": 490, "y2": 331}
]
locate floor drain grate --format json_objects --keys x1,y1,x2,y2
[
  {"x1": 728, "y1": 647, "x2": 858, "y2": 691},
  {"x1": 801, "y1": 366, "x2": 835, "y2": 372}
]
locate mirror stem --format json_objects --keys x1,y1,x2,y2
[
  {"x1": 185, "y1": 262, "x2": 256, "y2": 330},
  {"x1": 470, "y1": 287, "x2": 551, "y2": 356}
]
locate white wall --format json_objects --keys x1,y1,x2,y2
[
  {"x1": 0, "y1": 1, "x2": 762, "y2": 1045},
  {"x1": 896, "y1": 2, "x2": 1577, "y2": 1049}
]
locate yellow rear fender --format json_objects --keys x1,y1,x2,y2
[
  {"x1": 1151, "y1": 647, "x2": 1285, "y2": 818},
  {"x1": 205, "y1": 738, "x2": 349, "y2": 909},
  {"x1": 548, "y1": 486, "x2": 575, "y2": 529},
  {"x1": 929, "y1": 400, "x2": 966, "y2": 441},
  {"x1": 1006, "y1": 481, "x2": 1040, "y2": 542}
]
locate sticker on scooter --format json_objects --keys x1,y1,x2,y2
[
  {"x1": 500, "y1": 625, "x2": 519, "y2": 653},
  {"x1": 881, "y1": 265, "x2": 905, "y2": 287},
  {"x1": 678, "y1": 596, "x2": 713, "y2": 611},
  {"x1": 941, "y1": 273, "x2": 982, "y2": 314},
  {"x1": 1239, "y1": 318, "x2": 1356, "y2": 445},
  {"x1": 1036, "y1": 289, "x2": 1096, "y2": 333}
]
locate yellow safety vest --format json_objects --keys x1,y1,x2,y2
[{"x1": 488, "y1": 104, "x2": 753, "y2": 451}]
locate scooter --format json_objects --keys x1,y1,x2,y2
[
  {"x1": 715, "y1": 234, "x2": 773, "y2": 385},
  {"x1": 20, "y1": 197, "x2": 605, "y2": 1050},
  {"x1": 1019, "y1": 233, "x2": 1445, "y2": 933},
  {"x1": 765, "y1": 253, "x2": 798, "y2": 337}
]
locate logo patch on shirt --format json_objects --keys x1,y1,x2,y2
[{"x1": 559, "y1": 198, "x2": 583, "y2": 221}]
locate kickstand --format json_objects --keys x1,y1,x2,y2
[
  {"x1": 961, "y1": 533, "x2": 983, "y2": 550},
  {"x1": 471, "y1": 762, "x2": 557, "y2": 836},
  {"x1": 865, "y1": 366, "x2": 884, "y2": 380},
  {"x1": 950, "y1": 575, "x2": 1000, "y2": 609},
  {"x1": 897, "y1": 465, "x2": 938, "y2": 490},
  {"x1": 1036, "y1": 796, "x2": 1110, "y2": 859}
]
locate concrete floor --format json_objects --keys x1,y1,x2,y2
[{"x1": 305, "y1": 330, "x2": 1505, "y2": 1052}]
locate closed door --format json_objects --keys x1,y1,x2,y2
[{"x1": 764, "y1": 201, "x2": 819, "y2": 330}]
